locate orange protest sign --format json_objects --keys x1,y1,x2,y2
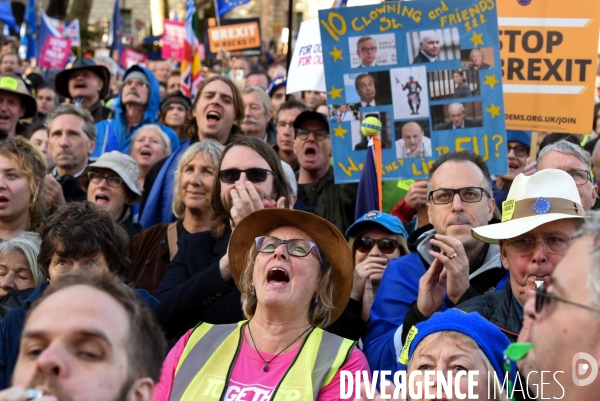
[
  {"x1": 207, "y1": 20, "x2": 261, "y2": 55},
  {"x1": 499, "y1": 0, "x2": 600, "y2": 134}
]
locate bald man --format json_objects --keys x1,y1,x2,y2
[
  {"x1": 412, "y1": 31, "x2": 440, "y2": 63},
  {"x1": 439, "y1": 103, "x2": 482, "y2": 130},
  {"x1": 395, "y1": 121, "x2": 432, "y2": 158}
]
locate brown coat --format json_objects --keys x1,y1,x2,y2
[{"x1": 128, "y1": 222, "x2": 178, "y2": 295}]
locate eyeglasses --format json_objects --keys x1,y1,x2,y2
[
  {"x1": 535, "y1": 282, "x2": 600, "y2": 314},
  {"x1": 428, "y1": 187, "x2": 490, "y2": 205},
  {"x1": 504, "y1": 236, "x2": 577, "y2": 256},
  {"x1": 88, "y1": 172, "x2": 123, "y2": 188},
  {"x1": 355, "y1": 237, "x2": 398, "y2": 254},
  {"x1": 358, "y1": 47, "x2": 377, "y2": 53},
  {"x1": 255, "y1": 236, "x2": 323, "y2": 264},
  {"x1": 219, "y1": 168, "x2": 273, "y2": 184},
  {"x1": 566, "y1": 170, "x2": 591, "y2": 186},
  {"x1": 295, "y1": 128, "x2": 329, "y2": 141},
  {"x1": 507, "y1": 144, "x2": 529, "y2": 157}
]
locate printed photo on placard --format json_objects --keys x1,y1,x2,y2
[
  {"x1": 344, "y1": 71, "x2": 392, "y2": 110},
  {"x1": 351, "y1": 111, "x2": 393, "y2": 150},
  {"x1": 349, "y1": 34, "x2": 397, "y2": 69},
  {"x1": 390, "y1": 66, "x2": 430, "y2": 120},
  {"x1": 407, "y1": 28, "x2": 461, "y2": 64},
  {"x1": 329, "y1": 104, "x2": 357, "y2": 122},
  {"x1": 461, "y1": 47, "x2": 495, "y2": 71},
  {"x1": 394, "y1": 119, "x2": 432, "y2": 159},
  {"x1": 431, "y1": 101, "x2": 483, "y2": 131},
  {"x1": 427, "y1": 68, "x2": 480, "y2": 100}
]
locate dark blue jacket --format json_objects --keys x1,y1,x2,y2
[
  {"x1": 0, "y1": 282, "x2": 159, "y2": 389},
  {"x1": 363, "y1": 228, "x2": 505, "y2": 373},
  {"x1": 93, "y1": 65, "x2": 180, "y2": 158}
]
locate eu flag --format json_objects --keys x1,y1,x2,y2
[
  {"x1": 0, "y1": 1, "x2": 17, "y2": 31},
  {"x1": 109, "y1": 0, "x2": 123, "y2": 55},
  {"x1": 216, "y1": 0, "x2": 251, "y2": 18},
  {"x1": 22, "y1": 0, "x2": 36, "y2": 59}
]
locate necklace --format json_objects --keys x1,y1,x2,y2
[{"x1": 247, "y1": 321, "x2": 314, "y2": 372}]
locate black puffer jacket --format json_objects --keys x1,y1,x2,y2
[
  {"x1": 458, "y1": 280, "x2": 521, "y2": 342},
  {"x1": 0, "y1": 288, "x2": 35, "y2": 322}
]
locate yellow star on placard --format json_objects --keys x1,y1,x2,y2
[
  {"x1": 328, "y1": 85, "x2": 343, "y2": 100},
  {"x1": 486, "y1": 103, "x2": 501, "y2": 118},
  {"x1": 329, "y1": 46, "x2": 343, "y2": 62},
  {"x1": 333, "y1": 124, "x2": 348, "y2": 140},
  {"x1": 483, "y1": 74, "x2": 499, "y2": 90},
  {"x1": 470, "y1": 31, "x2": 484, "y2": 48}
]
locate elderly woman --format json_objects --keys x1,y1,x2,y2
[
  {"x1": 345, "y1": 211, "x2": 409, "y2": 327},
  {"x1": 130, "y1": 124, "x2": 172, "y2": 187},
  {"x1": 158, "y1": 90, "x2": 191, "y2": 140},
  {"x1": 78, "y1": 151, "x2": 143, "y2": 237},
  {"x1": 0, "y1": 137, "x2": 46, "y2": 240},
  {"x1": 452, "y1": 70, "x2": 472, "y2": 98},
  {"x1": 154, "y1": 209, "x2": 369, "y2": 400},
  {"x1": 0, "y1": 232, "x2": 43, "y2": 320},
  {"x1": 128, "y1": 140, "x2": 224, "y2": 294}
]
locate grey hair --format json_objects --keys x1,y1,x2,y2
[
  {"x1": 469, "y1": 48, "x2": 484, "y2": 60},
  {"x1": 242, "y1": 86, "x2": 271, "y2": 117},
  {"x1": 0, "y1": 231, "x2": 44, "y2": 285},
  {"x1": 131, "y1": 124, "x2": 172, "y2": 157},
  {"x1": 94, "y1": 56, "x2": 118, "y2": 77},
  {"x1": 172, "y1": 140, "x2": 224, "y2": 218},
  {"x1": 280, "y1": 160, "x2": 297, "y2": 196},
  {"x1": 45, "y1": 103, "x2": 97, "y2": 141},
  {"x1": 539, "y1": 139, "x2": 592, "y2": 170},
  {"x1": 448, "y1": 102, "x2": 465, "y2": 113},
  {"x1": 577, "y1": 212, "x2": 600, "y2": 310},
  {"x1": 420, "y1": 30, "x2": 438, "y2": 42}
]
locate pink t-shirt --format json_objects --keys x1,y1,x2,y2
[{"x1": 154, "y1": 327, "x2": 370, "y2": 401}]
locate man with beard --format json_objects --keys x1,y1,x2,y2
[
  {"x1": 0, "y1": 73, "x2": 37, "y2": 138},
  {"x1": 241, "y1": 86, "x2": 272, "y2": 142},
  {"x1": 292, "y1": 110, "x2": 357, "y2": 233},
  {"x1": 363, "y1": 151, "x2": 506, "y2": 372},
  {"x1": 93, "y1": 66, "x2": 180, "y2": 158},
  {"x1": 0, "y1": 273, "x2": 165, "y2": 401},
  {"x1": 43, "y1": 104, "x2": 96, "y2": 211},
  {"x1": 54, "y1": 57, "x2": 113, "y2": 123},
  {"x1": 154, "y1": 135, "x2": 290, "y2": 339}
]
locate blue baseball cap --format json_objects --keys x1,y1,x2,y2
[
  {"x1": 267, "y1": 76, "x2": 286, "y2": 97},
  {"x1": 345, "y1": 210, "x2": 408, "y2": 238},
  {"x1": 507, "y1": 130, "x2": 532, "y2": 148},
  {"x1": 399, "y1": 309, "x2": 510, "y2": 380}
]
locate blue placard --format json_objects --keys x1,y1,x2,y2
[{"x1": 318, "y1": 0, "x2": 508, "y2": 183}]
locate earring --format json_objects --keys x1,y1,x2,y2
[
  {"x1": 314, "y1": 295, "x2": 319, "y2": 305},
  {"x1": 251, "y1": 286, "x2": 255, "y2": 296}
]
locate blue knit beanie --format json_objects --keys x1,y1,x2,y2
[
  {"x1": 507, "y1": 130, "x2": 532, "y2": 148},
  {"x1": 400, "y1": 309, "x2": 510, "y2": 380}
]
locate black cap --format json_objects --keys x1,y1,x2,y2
[
  {"x1": 160, "y1": 90, "x2": 192, "y2": 112},
  {"x1": 55, "y1": 57, "x2": 111, "y2": 100},
  {"x1": 293, "y1": 110, "x2": 329, "y2": 130}
]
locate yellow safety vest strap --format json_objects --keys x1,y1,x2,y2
[
  {"x1": 169, "y1": 323, "x2": 239, "y2": 401},
  {"x1": 310, "y1": 332, "x2": 356, "y2": 399}
]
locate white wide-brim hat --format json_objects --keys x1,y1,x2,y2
[{"x1": 472, "y1": 169, "x2": 587, "y2": 244}]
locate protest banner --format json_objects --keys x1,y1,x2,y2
[
  {"x1": 162, "y1": 19, "x2": 185, "y2": 62},
  {"x1": 206, "y1": 18, "x2": 261, "y2": 57},
  {"x1": 287, "y1": 19, "x2": 326, "y2": 94},
  {"x1": 319, "y1": 0, "x2": 507, "y2": 183},
  {"x1": 38, "y1": 36, "x2": 71, "y2": 69},
  {"x1": 498, "y1": 0, "x2": 600, "y2": 134},
  {"x1": 119, "y1": 48, "x2": 148, "y2": 69}
]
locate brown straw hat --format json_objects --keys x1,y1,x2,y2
[{"x1": 229, "y1": 208, "x2": 353, "y2": 323}]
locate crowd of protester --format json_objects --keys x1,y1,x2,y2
[{"x1": 0, "y1": 39, "x2": 596, "y2": 400}]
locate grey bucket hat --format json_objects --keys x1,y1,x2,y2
[{"x1": 78, "y1": 151, "x2": 143, "y2": 204}]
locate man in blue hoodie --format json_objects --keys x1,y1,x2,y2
[
  {"x1": 363, "y1": 151, "x2": 507, "y2": 373},
  {"x1": 93, "y1": 65, "x2": 180, "y2": 158}
]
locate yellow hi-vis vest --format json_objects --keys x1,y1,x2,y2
[{"x1": 168, "y1": 320, "x2": 356, "y2": 401}]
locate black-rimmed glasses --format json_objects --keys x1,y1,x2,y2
[
  {"x1": 428, "y1": 187, "x2": 490, "y2": 205},
  {"x1": 88, "y1": 172, "x2": 123, "y2": 188},
  {"x1": 294, "y1": 128, "x2": 329, "y2": 141}
]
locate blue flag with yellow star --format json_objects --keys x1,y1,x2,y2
[
  {"x1": 0, "y1": 1, "x2": 17, "y2": 31},
  {"x1": 216, "y1": 0, "x2": 251, "y2": 18},
  {"x1": 109, "y1": 0, "x2": 123, "y2": 56},
  {"x1": 22, "y1": 0, "x2": 36, "y2": 59}
]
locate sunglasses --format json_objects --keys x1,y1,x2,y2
[
  {"x1": 535, "y1": 283, "x2": 600, "y2": 314},
  {"x1": 355, "y1": 237, "x2": 398, "y2": 254},
  {"x1": 219, "y1": 168, "x2": 273, "y2": 184}
]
